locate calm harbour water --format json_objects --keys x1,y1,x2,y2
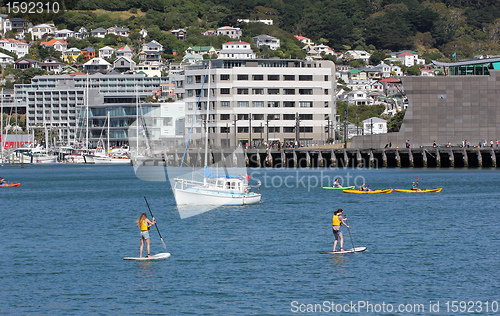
[{"x1": 1, "y1": 165, "x2": 499, "y2": 315}]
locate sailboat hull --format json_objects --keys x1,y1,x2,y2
[{"x1": 173, "y1": 187, "x2": 261, "y2": 206}]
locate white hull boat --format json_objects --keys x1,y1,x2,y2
[
  {"x1": 93, "y1": 156, "x2": 130, "y2": 164},
  {"x1": 173, "y1": 178, "x2": 261, "y2": 206}
]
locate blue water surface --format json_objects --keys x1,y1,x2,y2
[{"x1": 0, "y1": 165, "x2": 498, "y2": 315}]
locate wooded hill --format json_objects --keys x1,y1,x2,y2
[{"x1": 4, "y1": 0, "x2": 500, "y2": 61}]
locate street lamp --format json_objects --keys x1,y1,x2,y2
[{"x1": 260, "y1": 122, "x2": 263, "y2": 147}]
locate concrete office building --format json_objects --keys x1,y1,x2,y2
[
  {"x1": 351, "y1": 58, "x2": 500, "y2": 148},
  {"x1": 15, "y1": 74, "x2": 173, "y2": 146},
  {"x1": 182, "y1": 59, "x2": 336, "y2": 148}
]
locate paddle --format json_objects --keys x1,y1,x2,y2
[
  {"x1": 143, "y1": 197, "x2": 167, "y2": 249},
  {"x1": 344, "y1": 217, "x2": 356, "y2": 251}
]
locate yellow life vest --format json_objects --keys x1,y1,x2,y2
[
  {"x1": 332, "y1": 215, "x2": 341, "y2": 226},
  {"x1": 140, "y1": 220, "x2": 148, "y2": 231}
]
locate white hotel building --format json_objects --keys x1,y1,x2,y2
[{"x1": 182, "y1": 58, "x2": 336, "y2": 147}]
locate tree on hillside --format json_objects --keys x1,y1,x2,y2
[{"x1": 387, "y1": 109, "x2": 406, "y2": 132}]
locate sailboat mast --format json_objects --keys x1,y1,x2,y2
[
  {"x1": 107, "y1": 111, "x2": 110, "y2": 156},
  {"x1": 136, "y1": 84, "x2": 138, "y2": 161},
  {"x1": 204, "y1": 60, "x2": 211, "y2": 168},
  {"x1": 86, "y1": 74, "x2": 89, "y2": 150},
  {"x1": 1, "y1": 88, "x2": 3, "y2": 163}
]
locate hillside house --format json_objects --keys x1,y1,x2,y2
[
  {"x1": 107, "y1": 26, "x2": 129, "y2": 37},
  {"x1": 54, "y1": 29, "x2": 74, "y2": 40},
  {"x1": 99, "y1": 46, "x2": 116, "y2": 59},
  {"x1": 0, "y1": 52, "x2": 14, "y2": 66},
  {"x1": 113, "y1": 56, "x2": 135, "y2": 73},
  {"x1": 218, "y1": 41, "x2": 255, "y2": 59},
  {"x1": 419, "y1": 68, "x2": 435, "y2": 76},
  {"x1": 341, "y1": 50, "x2": 371, "y2": 63},
  {"x1": 30, "y1": 24, "x2": 55, "y2": 40},
  {"x1": 185, "y1": 46, "x2": 217, "y2": 56},
  {"x1": 391, "y1": 50, "x2": 425, "y2": 67},
  {"x1": 363, "y1": 117, "x2": 387, "y2": 135},
  {"x1": 253, "y1": 35, "x2": 280, "y2": 50},
  {"x1": 39, "y1": 57, "x2": 64, "y2": 74},
  {"x1": 0, "y1": 38, "x2": 28, "y2": 58},
  {"x1": 14, "y1": 58, "x2": 39, "y2": 70},
  {"x1": 171, "y1": 29, "x2": 186, "y2": 41},
  {"x1": 91, "y1": 28, "x2": 107, "y2": 38},
  {"x1": 83, "y1": 58, "x2": 111, "y2": 74},
  {"x1": 294, "y1": 35, "x2": 313, "y2": 45},
  {"x1": 116, "y1": 45, "x2": 134, "y2": 59},
  {"x1": 237, "y1": 19, "x2": 273, "y2": 25},
  {"x1": 40, "y1": 39, "x2": 67, "y2": 52},
  {"x1": 217, "y1": 26, "x2": 242, "y2": 39},
  {"x1": 3, "y1": 18, "x2": 30, "y2": 34},
  {"x1": 62, "y1": 48, "x2": 81, "y2": 63},
  {"x1": 81, "y1": 47, "x2": 96, "y2": 60}
]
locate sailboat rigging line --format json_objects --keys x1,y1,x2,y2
[{"x1": 177, "y1": 68, "x2": 208, "y2": 179}]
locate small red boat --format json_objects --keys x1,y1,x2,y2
[{"x1": 0, "y1": 183, "x2": 20, "y2": 187}]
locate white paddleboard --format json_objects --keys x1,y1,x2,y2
[
  {"x1": 321, "y1": 247, "x2": 367, "y2": 254},
  {"x1": 124, "y1": 252, "x2": 171, "y2": 260}
]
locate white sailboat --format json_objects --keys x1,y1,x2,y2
[
  {"x1": 93, "y1": 112, "x2": 130, "y2": 164},
  {"x1": 172, "y1": 60, "x2": 261, "y2": 206}
]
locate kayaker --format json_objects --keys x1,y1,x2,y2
[
  {"x1": 332, "y1": 208, "x2": 349, "y2": 252},
  {"x1": 0, "y1": 177, "x2": 8, "y2": 185},
  {"x1": 411, "y1": 181, "x2": 420, "y2": 191},
  {"x1": 334, "y1": 178, "x2": 342, "y2": 188},
  {"x1": 360, "y1": 183, "x2": 371, "y2": 191},
  {"x1": 136, "y1": 213, "x2": 156, "y2": 258}
]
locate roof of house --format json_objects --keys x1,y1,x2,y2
[
  {"x1": 82, "y1": 47, "x2": 96, "y2": 53},
  {"x1": 16, "y1": 59, "x2": 39, "y2": 63},
  {"x1": 0, "y1": 38, "x2": 27, "y2": 44},
  {"x1": 187, "y1": 46, "x2": 214, "y2": 52},
  {"x1": 92, "y1": 28, "x2": 107, "y2": 33},
  {"x1": 224, "y1": 41, "x2": 250, "y2": 45},
  {"x1": 33, "y1": 24, "x2": 53, "y2": 28},
  {"x1": 99, "y1": 46, "x2": 115, "y2": 51},
  {"x1": 253, "y1": 34, "x2": 278, "y2": 40},
  {"x1": 295, "y1": 35, "x2": 310, "y2": 40},
  {"x1": 84, "y1": 58, "x2": 111, "y2": 65},
  {"x1": 117, "y1": 45, "x2": 134, "y2": 52},
  {"x1": 41, "y1": 38, "x2": 67, "y2": 46},
  {"x1": 363, "y1": 117, "x2": 386, "y2": 123},
  {"x1": 8, "y1": 18, "x2": 28, "y2": 22},
  {"x1": 0, "y1": 52, "x2": 14, "y2": 59},
  {"x1": 55, "y1": 29, "x2": 74, "y2": 33}
]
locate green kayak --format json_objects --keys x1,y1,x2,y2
[{"x1": 322, "y1": 186, "x2": 355, "y2": 190}]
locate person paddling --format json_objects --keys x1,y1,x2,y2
[
  {"x1": 332, "y1": 208, "x2": 349, "y2": 252},
  {"x1": 360, "y1": 183, "x2": 371, "y2": 191},
  {"x1": 333, "y1": 178, "x2": 342, "y2": 188},
  {"x1": 411, "y1": 181, "x2": 420, "y2": 191},
  {"x1": 136, "y1": 213, "x2": 156, "y2": 258}
]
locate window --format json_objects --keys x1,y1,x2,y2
[
  {"x1": 269, "y1": 127, "x2": 280, "y2": 133},
  {"x1": 299, "y1": 75, "x2": 313, "y2": 81},
  {"x1": 299, "y1": 101, "x2": 313, "y2": 108},
  {"x1": 187, "y1": 90, "x2": 193, "y2": 97},
  {"x1": 284, "y1": 75, "x2": 295, "y2": 81},
  {"x1": 324, "y1": 75, "x2": 329, "y2": 81},
  {"x1": 268, "y1": 114, "x2": 280, "y2": 120},
  {"x1": 252, "y1": 101, "x2": 264, "y2": 107},
  {"x1": 299, "y1": 127, "x2": 313, "y2": 133},
  {"x1": 284, "y1": 89, "x2": 295, "y2": 95},
  {"x1": 324, "y1": 89, "x2": 329, "y2": 95},
  {"x1": 220, "y1": 114, "x2": 230, "y2": 120},
  {"x1": 268, "y1": 74, "x2": 279, "y2": 80},
  {"x1": 237, "y1": 101, "x2": 249, "y2": 107},
  {"x1": 238, "y1": 127, "x2": 249, "y2": 133},
  {"x1": 268, "y1": 89, "x2": 280, "y2": 95},
  {"x1": 220, "y1": 74, "x2": 230, "y2": 80},
  {"x1": 237, "y1": 88, "x2": 249, "y2": 95},
  {"x1": 195, "y1": 75, "x2": 202, "y2": 83},
  {"x1": 325, "y1": 101, "x2": 329, "y2": 107},
  {"x1": 283, "y1": 114, "x2": 295, "y2": 120},
  {"x1": 284, "y1": 101, "x2": 295, "y2": 108},
  {"x1": 268, "y1": 101, "x2": 280, "y2": 108},
  {"x1": 220, "y1": 101, "x2": 230, "y2": 107},
  {"x1": 252, "y1": 88, "x2": 264, "y2": 95},
  {"x1": 252, "y1": 74, "x2": 264, "y2": 80},
  {"x1": 220, "y1": 126, "x2": 230, "y2": 133},
  {"x1": 237, "y1": 74, "x2": 249, "y2": 80},
  {"x1": 253, "y1": 126, "x2": 264, "y2": 133},
  {"x1": 299, "y1": 114, "x2": 313, "y2": 120},
  {"x1": 284, "y1": 127, "x2": 295, "y2": 133},
  {"x1": 252, "y1": 114, "x2": 264, "y2": 120},
  {"x1": 220, "y1": 88, "x2": 230, "y2": 94},
  {"x1": 299, "y1": 89, "x2": 313, "y2": 95}
]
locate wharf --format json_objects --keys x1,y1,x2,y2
[{"x1": 143, "y1": 147, "x2": 500, "y2": 169}]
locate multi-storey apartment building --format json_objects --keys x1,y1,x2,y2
[
  {"x1": 182, "y1": 59, "x2": 336, "y2": 148},
  {"x1": 15, "y1": 74, "x2": 168, "y2": 146}
]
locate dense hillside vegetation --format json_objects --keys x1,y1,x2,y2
[{"x1": 4, "y1": 0, "x2": 500, "y2": 60}]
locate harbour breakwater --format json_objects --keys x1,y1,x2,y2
[{"x1": 155, "y1": 147, "x2": 500, "y2": 169}]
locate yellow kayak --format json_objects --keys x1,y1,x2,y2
[
  {"x1": 343, "y1": 189, "x2": 393, "y2": 194},
  {"x1": 394, "y1": 188, "x2": 442, "y2": 193}
]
